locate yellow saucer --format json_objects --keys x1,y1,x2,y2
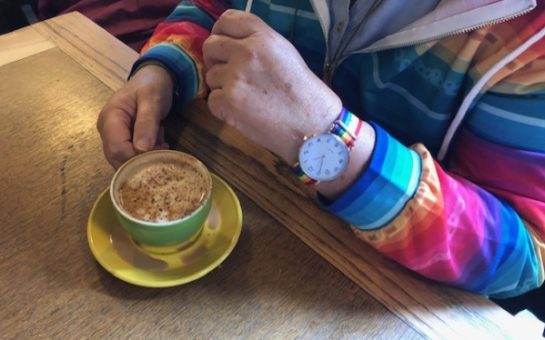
[{"x1": 87, "y1": 174, "x2": 243, "y2": 288}]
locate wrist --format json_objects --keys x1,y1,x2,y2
[
  {"x1": 286, "y1": 104, "x2": 375, "y2": 200},
  {"x1": 131, "y1": 62, "x2": 178, "y2": 108},
  {"x1": 135, "y1": 62, "x2": 173, "y2": 83},
  {"x1": 316, "y1": 121, "x2": 375, "y2": 200},
  {"x1": 280, "y1": 95, "x2": 343, "y2": 165}
]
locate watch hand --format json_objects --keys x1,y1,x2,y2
[{"x1": 318, "y1": 156, "x2": 325, "y2": 173}]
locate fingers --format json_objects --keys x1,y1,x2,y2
[
  {"x1": 133, "y1": 93, "x2": 169, "y2": 152},
  {"x1": 98, "y1": 66, "x2": 174, "y2": 169},
  {"x1": 97, "y1": 104, "x2": 168, "y2": 169},
  {"x1": 154, "y1": 126, "x2": 169, "y2": 150},
  {"x1": 207, "y1": 89, "x2": 236, "y2": 127},
  {"x1": 205, "y1": 63, "x2": 228, "y2": 90},
  {"x1": 212, "y1": 9, "x2": 264, "y2": 38},
  {"x1": 97, "y1": 107, "x2": 137, "y2": 169},
  {"x1": 204, "y1": 10, "x2": 271, "y2": 70},
  {"x1": 207, "y1": 89, "x2": 228, "y2": 121},
  {"x1": 203, "y1": 34, "x2": 236, "y2": 69}
]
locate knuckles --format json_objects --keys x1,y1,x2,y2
[
  {"x1": 208, "y1": 85, "x2": 244, "y2": 124},
  {"x1": 220, "y1": 9, "x2": 256, "y2": 25},
  {"x1": 207, "y1": 92, "x2": 225, "y2": 120},
  {"x1": 221, "y1": 9, "x2": 241, "y2": 20},
  {"x1": 202, "y1": 34, "x2": 218, "y2": 53},
  {"x1": 238, "y1": 43, "x2": 259, "y2": 63},
  {"x1": 106, "y1": 143, "x2": 125, "y2": 161},
  {"x1": 204, "y1": 69, "x2": 214, "y2": 87},
  {"x1": 226, "y1": 67, "x2": 245, "y2": 85}
]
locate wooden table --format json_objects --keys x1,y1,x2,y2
[{"x1": 0, "y1": 12, "x2": 533, "y2": 339}]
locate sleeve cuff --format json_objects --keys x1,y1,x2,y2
[
  {"x1": 320, "y1": 122, "x2": 422, "y2": 231},
  {"x1": 130, "y1": 43, "x2": 201, "y2": 109}
]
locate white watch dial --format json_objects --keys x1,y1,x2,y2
[{"x1": 299, "y1": 133, "x2": 350, "y2": 181}]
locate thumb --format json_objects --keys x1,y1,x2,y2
[{"x1": 133, "y1": 94, "x2": 169, "y2": 152}]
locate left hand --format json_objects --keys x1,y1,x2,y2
[{"x1": 203, "y1": 10, "x2": 342, "y2": 164}]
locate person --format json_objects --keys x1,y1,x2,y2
[
  {"x1": 96, "y1": 0, "x2": 545, "y2": 321},
  {"x1": 0, "y1": 0, "x2": 31, "y2": 34},
  {"x1": 38, "y1": 0, "x2": 179, "y2": 51}
]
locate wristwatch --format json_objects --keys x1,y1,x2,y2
[{"x1": 293, "y1": 108, "x2": 363, "y2": 185}]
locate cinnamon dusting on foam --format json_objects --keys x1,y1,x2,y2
[{"x1": 119, "y1": 161, "x2": 209, "y2": 223}]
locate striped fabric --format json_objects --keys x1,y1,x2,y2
[
  {"x1": 133, "y1": 0, "x2": 545, "y2": 298},
  {"x1": 326, "y1": 123, "x2": 422, "y2": 231},
  {"x1": 329, "y1": 107, "x2": 363, "y2": 149},
  {"x1": 292, "y1": 163, "x2": 316, "y2": 185}
]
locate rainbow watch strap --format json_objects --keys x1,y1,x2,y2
[
  {"x1": 331, "y1": 108, "x2": 363, "y2": 148},
  {"x1": 293, "y1": 108, "x2": 363, "y2": 185},
  {"x1": 293, "y1": 165, "x2": 317, "y2": 185}
]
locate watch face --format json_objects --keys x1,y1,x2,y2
[{"x1": 299, "y1": 133, "x2": 349, "y2": 181}]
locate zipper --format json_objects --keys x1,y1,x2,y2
[
  {"x1": 322, "y1": 3, "x2": 535, "y2": 86},
  {"x1": 379, "y1": 6, "x2": 535, "y2": 51},
  {"x1": 323, "y1": 62, "x2": 332, "y2": 84},
  {"x1": 307, "y1": 0, "x2": 331, "y2": 83},
  {"x1": 323, "y1": 0, "x2": 382, "y2": 85}
]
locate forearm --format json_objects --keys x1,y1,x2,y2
[
  {"x1": 323, "y1": 125, "x2": 544, "y2": 298},
  {"x1": 386, "y1": 145, "x2": 540, "y2": 297},
  {"x1": 317, "y1": 121, "x2": 375, "y2": 199}
]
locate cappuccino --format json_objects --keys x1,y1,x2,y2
[{"x1": 118, "y1": 159, "x2": 210, "y2": 223}]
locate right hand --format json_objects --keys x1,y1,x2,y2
[{"x1": 97, "y1": 64, "x2": 174, "y2": 168}]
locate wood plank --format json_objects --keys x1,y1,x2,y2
[
  {"x1": 31, "y1": 12, "x2": 138, "y2": 91},
  {"x1": 34, "y1": 12, "x2": 535, "y2": 339},
  {"x1": 0, "y1": 26, "x2": 54, "y2": 67}
]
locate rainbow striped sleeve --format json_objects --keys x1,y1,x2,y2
[
  {"x1": 324, "y1": 124, "x2": 544, "y2": 298},
  {"x1": 130, "y1": 0, "x2": 231, "y2": 107},
  {"x1": 325, "y1": 123, "x2": 422, "y2": 231}
]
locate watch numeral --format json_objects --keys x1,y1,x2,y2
[{"x1": 325, "y1": 169, "x2": 330, "y2": 175}]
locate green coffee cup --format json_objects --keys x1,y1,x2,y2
[{"x1": 110, "y1": 150, "x2": 212, "y2": 251}]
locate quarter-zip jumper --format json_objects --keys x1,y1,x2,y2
[{"x1": 131, "y1": 0, "x2": 545, "y2": 299}]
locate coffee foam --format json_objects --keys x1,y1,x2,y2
[{"x1": 118, "y1": 159, "x2": 209, "y2": 223}]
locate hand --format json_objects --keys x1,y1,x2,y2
[
  {"x1": 204, "y1": 10, "x2": 375, "y2": 199},
  {"x1": 203, "y1": 10, "x2": 342, "y2": 164},
  {"x1": 97, "y1": 64, "x2": 173, "y2": 168}
]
